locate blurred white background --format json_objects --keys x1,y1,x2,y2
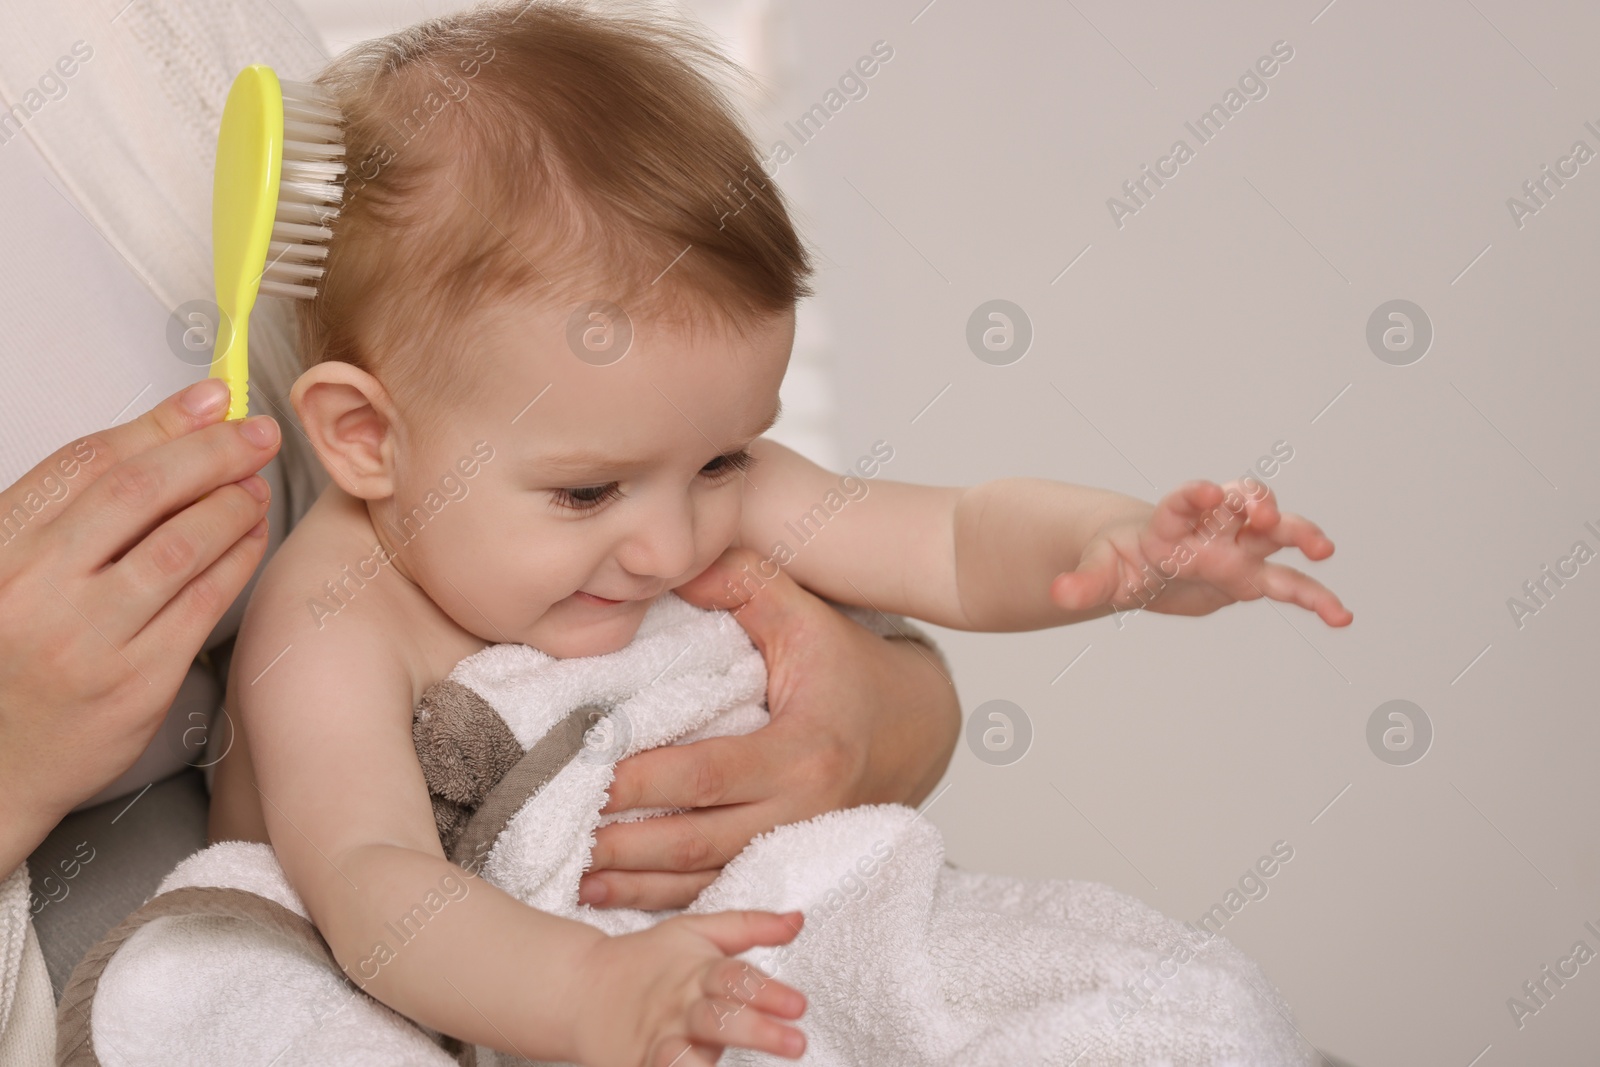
[{"x1": 300, "y1": 3, "x2": 1600, "y2": 1063}]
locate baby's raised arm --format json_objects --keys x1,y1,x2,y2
[
  {"x1": 739, "y1": 439, "x2": 1350, "y2": 631},
  {"x1": 234, "y1": 593, "x2": 808, "y2": 1065}
]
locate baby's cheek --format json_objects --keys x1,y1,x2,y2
[{"x1": 696, "y1": 494, "x2": 746, "y2": 564}]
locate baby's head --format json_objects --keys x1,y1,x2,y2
[{"x1": 289, "y1": 1, "x2": 810, "y2": 657}]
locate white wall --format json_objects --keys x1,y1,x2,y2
[
  {"x1": 299, "y1": 2, "x2": 1600, "y2": 1063},
  {"x1": 777, "y1": 2, "x2": 1599, "y2": 1065}
]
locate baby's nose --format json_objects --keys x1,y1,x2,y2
[{"x1": 618, "y1": 499, "x2": 697, "y2": 579}]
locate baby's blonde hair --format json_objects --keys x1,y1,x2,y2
[{"x1": 298, "y1": 0, "x2": 812, "y2": 432}]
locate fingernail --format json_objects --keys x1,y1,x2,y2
[
  {"x1": 246, "y1": 518, "x2": 268, "y2": 539},
  {"x1": 182, "y1": 378, "x2": 230, "y2": 417},
  {"x1": 238, "y1": 415, "x2": 280, "y2": 448},
  {"x1": 236, "y1": 475, "x2": 270, "y2": 503},
  {"x1": 578, "y1": 879, "x2": 606, "y2": 905}
]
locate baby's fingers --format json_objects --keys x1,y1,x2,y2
[
  {"x1": 1224, "y1": 478, "x2": 1281, "y2": 532},
  {"x1": 647, "y1": 1039, "x2": 718, "y2": 1067},
  {"x1": 1050, "y1": 537, "x2": 1121, "y2": 611},
  {"x1": 1250, "y1": 562, "x2": 1353, "y2": 627},
  {"x1": 703, "y1": 957, "x2": 807, "y2": 1020},
  {"x1": 689, "y1": 992, "x2": 807, "y2": 1060},
  {"x1": 680, "y1": 909, "x2": 804, "y2": 954},
  {"x1": 1238, "y1": 512, "x2": 1335, "y2": 561},
  {"x1": 1146, "y1": 480, "x2": 1225, "y2": 545}
]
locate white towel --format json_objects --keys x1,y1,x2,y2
[{"x1": 76, "y1": 594, "x2": 1317, "y2": 1066}]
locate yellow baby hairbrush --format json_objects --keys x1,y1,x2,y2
[{"x1": 210, "y1": 65, "x2": 345, "y2": 420}]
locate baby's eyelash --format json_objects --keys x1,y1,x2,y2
[
  {"x1": 548, "y1": 451, "x2": 753, "y2": 513},
  {"x1": 550, "y1": 483, "x2": 622, "y2": 512},
  {"x1": 700, "y1": 449, "x2": 755, "y2": 479}
]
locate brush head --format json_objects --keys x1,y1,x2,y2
[{"x1": 260, "y1": 79, "x2": 346, "y2": 300}]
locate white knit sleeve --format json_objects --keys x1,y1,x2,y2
[{"x1": 0, "y1": 863, "x2": 56, "y2": 1065}]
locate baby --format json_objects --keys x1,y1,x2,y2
[{"x1": 208, "y1": 3, "x2": 1351, "y2": 1065}]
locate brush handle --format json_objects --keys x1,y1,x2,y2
[{"x1": 209, "y1": 311, "x2": 250, "y2": 420}]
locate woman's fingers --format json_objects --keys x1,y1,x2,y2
[
  {"x1": 62, "y1": 412, "x2": 279, "y2": 566},
  {"x1": 54, "y1": 415, "x2": 277, "y2": 644},
  {"x1": 578, "y1": 866, "x2": 721, "y2": 910},
  {"x1": 605, "y1": 732, "x2": 773, "y2": 815},
  {"x1": 589, "y1": 801, "x2": 765, "y2": 876},
  {"x1": 672, "y1": 547, "x2": 807, "y2": 651},
  {"x1": 102, "y1": 475, "x2": 270, "y2": 644},
  {"x1": 127, "y1": 495, "x2": 273, "y2": 662},
  {"x1": 0, "y1": 379, "x2": 235, "y2": 559}
]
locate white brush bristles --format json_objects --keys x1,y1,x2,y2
[{"x1": 261, "y1": 79, "x2": 345, "y2": 300}]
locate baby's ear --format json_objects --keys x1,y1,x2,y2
[{"x1": 289, "y1": 362, "x2": 401, "y2": 500}]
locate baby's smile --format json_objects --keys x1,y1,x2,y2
[
  {"x1": 572, "y1": 590, "x2": 625, "y2": 606},
  {"x1": 569, "y1": 589, "x2": 655, "y2": 607}
]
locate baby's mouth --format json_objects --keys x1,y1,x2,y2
[{"x1": 571, "y1": 590, "x2": 625, "y2": 606}]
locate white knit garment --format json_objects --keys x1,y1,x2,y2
[{"x1": 0, "y1": 865, "x2": 53, "y2": 1064}]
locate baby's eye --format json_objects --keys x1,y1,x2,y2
[
  {"x1": 550, "y1": 483, "x2": 621, "y2": 511},
  {"x1": 700, "y1": 449, "x2": 754, "y2": 479}
]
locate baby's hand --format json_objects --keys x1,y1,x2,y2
[
  {"x1": 1050, "y1": 479, "x2": 1353, "y2": 626},
  {"x1": 569, "y1": 909, "x2": 808, "y2": 1067}
]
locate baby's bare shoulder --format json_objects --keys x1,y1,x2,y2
[
  {"x1": 235, "y1": 486, "x2": 487, "y2": 710},
  {"x1": 233, "y1": 495, "x2": 419, "y2": 697}
]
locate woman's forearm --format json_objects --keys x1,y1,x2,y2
[
  {"x1": 315, "y1": 842, "x2": 603, "y2": 1060},
  {"x1": 0, "y1": 779, "x2": 58, "y2": 880},
  {"x1": 853, "y1": 625, "x2": 961, "y2": 809},
  {"x1": 952, "y1": 478, "x2": 1154, "y2": 631}
]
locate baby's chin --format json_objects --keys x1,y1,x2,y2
[{"x1": 526, "y1": 598, "x2": 653, "y2": 659}]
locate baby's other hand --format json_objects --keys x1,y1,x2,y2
[
  {"x1": 569, "y1": 909, "x2": 808, "y2": 1067},
  {"x1": 1050, "y1": 479, "x2": 1354, "y2": 627}
]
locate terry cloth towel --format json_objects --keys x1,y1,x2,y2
[{"x1": 59, "y1": 594, "x2": 1317, "y2": 1066}]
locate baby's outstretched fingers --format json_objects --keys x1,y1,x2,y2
[
  {"x1": 689, "y1": 988, "x2": 808, "y2": 1060},
  {"x1": 1251, "y1": 562, "x2": 1353, "y2": 627},
  {"x1": 1145, "y1": 480, "x2": 1222, "y2": 544},
  {"x1": 1226, "y1": 478, "x2": 1281, "y2": 531},
  {"x1": 1280, "y1": 512, "x2": 1335, "y2": 559},
  {"x1": 1239, "y1": 511, "x2": 1335, "y2": 562}
]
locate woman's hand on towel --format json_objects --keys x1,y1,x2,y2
[
  {"x1": 579, "y1": 547, "x2": 958, "y2": 910},
  {"x1": 1049, "y1": 478, "x2": 1354, "y2": 627},
  {"x1": 571, "y1": 909, "x2": 808, "y2": 1067},
  {"x1": 0, "y1": 378, "x2": 278, "y2": 874}
]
